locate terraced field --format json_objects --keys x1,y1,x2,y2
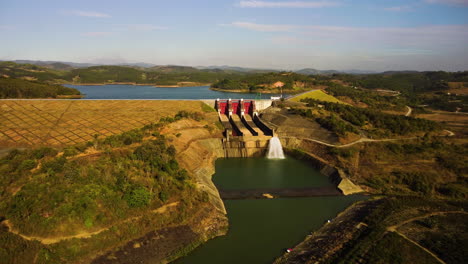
[{"x1": 0, "y1": 100, "x2": 206, "y2": 147}]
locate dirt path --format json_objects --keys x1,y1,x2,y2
[
  {"x1": 386, "y1": 210, "x2": 467, "y2": 232},
  {"x1": 393, "y1": 231, "x2": 447, "y2": 264},
  {"x1": 2, "y1": 202, "x2": 179, "y2": 245},
  {"x1": 282, "y1": 136, "x2": 417, "y2": 148},
  {"x1": 444, "y1": 129, "x2": 455, "y2": 136},
  {"x1": 386, "y1": 211, "x2": 468, "y2": 264},
  {"x1": 405, "y1": 106, "x2": 412, "y2": 116}
]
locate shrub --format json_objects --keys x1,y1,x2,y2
[
  {"x1": 33, "y1": 147, "x2": 58, "y2": 159},
  {"x1": 18, "y1": 159, "x2": 36, "y2": 171},
  {"x1": 159, "y1": 191, "x2": 169, "y2": 202},
  {"x1": 63, "y1": 146, "x2": 78, "y2": 157},
  {"x1": 124, "y1": 187, "x2": 151, "y2": 208},
  {"x1": 41, "y1": 156, "x2": 67, "y2": 173}
]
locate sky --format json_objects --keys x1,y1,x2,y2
[{"x1": 0, "y1": 0, "x2": 467, "y2": 71}]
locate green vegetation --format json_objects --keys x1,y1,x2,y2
[
  {"x1": 0, "y1": 61, "x2": 245, "y2": 86},
  {"x1": 316, "y1": 114, "x2": 359, "y2": 136},
  {"x1": 353, "y1": 139, "x2": 468, "y2": 198},
  {"x1": 0, "y1": 111, "x2": 213, "y2": 263},
  {"x1": 212, "y1": 72, "x2": 319, "y2": 93},
  {"x1": 424, "y1": 92, "x2": 468, "y2": 112},
  {"x1": 327, "y1": 197, "x2": 467, "y2": 264},
  {"x1": 0, "y1": 78, "x2": 81, "y2": 98},
  {"x1": 301, "y1": 98, "x2": 440, "y2": 137},
  {"x1": 414, "y1": 214, "x2": 467, "y2": 264},
  {"x1": 290, "y1": 90, "x2": 343, "y2": 103},
  {"x1": 331, "y1": 71, "x2": 468, "y2": 94},
  {"x1": 0, "y1": 124, "x2": 188, "y2": 237},
  {"x1": 330, "y1": 71, "x2": 468, "y2": 112},
  {"x1": 325, "y1": 84, "x2": 406, "y2": 110},
  {"x1": 362, "y1": 232, "x2": 440, "y2": 264}
]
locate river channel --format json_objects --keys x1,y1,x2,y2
[{"x1": 174, "y1": 157, "x2": 365, "y2": 263}]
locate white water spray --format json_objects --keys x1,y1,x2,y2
[{"x1": 267, "y1": 137, "x2": 285, "y2": 159}]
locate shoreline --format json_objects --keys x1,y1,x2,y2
[
  {"x1": 210, "y1": 87, "x2": 305, "y2": 94},
  {"x1": 274, "y1": 197, "x2": 380, "y2": 264}
]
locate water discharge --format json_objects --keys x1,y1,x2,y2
[
  {"x1": 173, "y1": 157, "x2": 366, "y2": 264},
  {"x1": 267, "y1": 136, "x2": 285, "y2": 159}
]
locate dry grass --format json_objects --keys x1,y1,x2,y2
[
  {"x1": 416, "y1": 111, "x2": 468, "y2": 136},
  {"x1": 0, "y1": 100, "x2": 206, "y2": 147},
  {"x1": 447, "y1": 82, "x2": 468, "y2": 95}
]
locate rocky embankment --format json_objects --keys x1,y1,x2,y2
[
  {"x1": 274, "y1": 199, "x2": 381, "y2": 264},
  {"x1": 261, "y1": 108, "x2": 363, "y2": 195}
]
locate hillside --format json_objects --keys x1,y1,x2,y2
[
  {"x1": 0, "y1": 78, "x2": 81, "y2": 98},
  {"x1": 0, "y1": 111, "x2": 227, "y2": 264},
  {"x1": 211, "y1": 72, "x2": 324, "y2": 93},
  {"x1": 0, "y1": 61, "x2": 246, "y2": 86}
]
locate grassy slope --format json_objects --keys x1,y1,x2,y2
[
  {"x1": 289, "y1": 90, "x2": 344, "y2": 103},
  {"x1": 0, "y1": 110, "x2": 222, "y2": 264},
  {"x1": 0, "y1": 78, "x2": 81, "y2": 98}
]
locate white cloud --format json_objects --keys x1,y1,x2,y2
[
  {"x1": 271, "y1": 35, "x2": 322, "y2": 45},
  {"x1": 238, "y1": 1, "x2": 339, "y2": 8},
  {"x1": 71, "y1": 10, "x2": 111, "y2": 18},
  {"x1": 229, "y1": 22, "x2": 468, "y2": 51},
  {"x1": 230, "y1": 22, "x2": 297, "y2": 32},
  {"x1": 424, "y1": 0, "x2": 468, "y2": 5},
  {"x1": 384, "y1": 5, "x2": 412, "y2": 12},
  {"x1": 121, "y1": 24, "x2": 168, "y2": 31},
  {"x1": 81, "y1": 32, "x2": 113, "y2": 37}
]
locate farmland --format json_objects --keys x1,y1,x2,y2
[{"x1": 0, "y1": 100, "x2": 208, "y2": 147}]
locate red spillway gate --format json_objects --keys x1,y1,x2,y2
[{"x1": 216, "y1": 99, "x2": 255, "y2": 116}]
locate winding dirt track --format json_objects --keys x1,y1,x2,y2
[
  {"x1": 386, "y1": 211, "x2": 468, "y2": 264},
  {"x1": 405, "y1": 106, "x2": 413, "y2": 116},
  {"x1": 281, "y1": 136, "x2": 418, "y2": 148},
  {"x1": 1, "y1": 202, "x2": 179, "y2": 245}
]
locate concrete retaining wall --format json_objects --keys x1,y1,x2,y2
[{"x1": 222, "y1": 138, "x2": 269, "y2": 158}]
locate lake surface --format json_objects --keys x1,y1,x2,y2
[
  {"x1": 174, "y1": 157, "x2": 365, "y2": 264},
  {"x1": 65, "y1": 84, "x2": 284, "y2": 100}
]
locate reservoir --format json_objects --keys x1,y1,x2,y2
[
  {"x1": 174, "y1": 157, "x2": 364, "y2": 264},
  {"x1": 64, "y1": 84, "x2": 284, "y2": 100}
]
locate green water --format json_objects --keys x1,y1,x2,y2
[
  {"x1": 213, "y1": 157, "x2": 332, "y2": 189},
  {"x1": 174, "y1": 157, "x2": 365, "y2": 264}
]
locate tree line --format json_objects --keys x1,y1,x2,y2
[{"x1": 0, "y1": 78, "x2": 81, "y2": 98}]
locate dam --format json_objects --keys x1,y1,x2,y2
[{"x1": 214, "y1": 99, "x2": 275, "y2": 158}]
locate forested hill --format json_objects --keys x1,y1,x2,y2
[
  {"x1": 330, "y1": 71, "x2": 468, "y2": 94},
  {"x1": 211, "y1": 72, "x2": 321, "y2": 93},
  {"x1": 0, "y1": 61, "x2": 245, "y2": 86},
  {"x1": 0, "y1": 78, "x2": 81, "y2": 99},
  {"x1": 1, "y1": 61, "x2": 466, "y2": 94}
]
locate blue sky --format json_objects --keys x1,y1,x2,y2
[{"x1": 0, "y1": 0, "x2": 467, "y2": 71}]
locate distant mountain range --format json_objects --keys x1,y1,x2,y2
[{"x1": 4, "y1": 60, "x2": 380, "y2": 75}]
